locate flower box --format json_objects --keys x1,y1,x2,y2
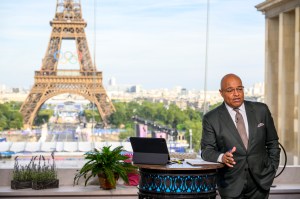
[
  {"x1": 11, "y1": 180, "x2": 32, "y2": 189},
  {"x1": 32, "y1": 179, "x2": 59, "y2": 190}
]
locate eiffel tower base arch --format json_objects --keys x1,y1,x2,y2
[{"x1": 20, "y1": 72, "x2": 115, "y2": 128}]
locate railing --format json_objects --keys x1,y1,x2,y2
[{"x1": 35, "y1": 70, "x2": 102, "y2": 77}]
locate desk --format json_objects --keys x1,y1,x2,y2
[{"x1": 135, "y1": 161, "x2": 224, "y2": 199}]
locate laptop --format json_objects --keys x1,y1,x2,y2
[{"x1": 129, "y1": 137, "x2": 170, "y2": 165}]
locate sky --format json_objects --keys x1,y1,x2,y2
[{"x1": 0, "y1": 0, "x2": 265, "y2": 91}]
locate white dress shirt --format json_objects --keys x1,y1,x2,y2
[{"x1": 224, "y1": 103, "x2": 249, "y2": 138}]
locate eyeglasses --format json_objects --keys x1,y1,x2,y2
[{"x1": 223, "y1": 86, "x2": 244, "y2": 94}]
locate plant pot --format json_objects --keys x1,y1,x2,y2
[
  {"x1": 98, "y1": 173, "x2": 118, "y2": 190},
  {"x1": 11, "y1": 180, "x2": 32, "y2": 189},
  {"x1": 32, "y1": 179, "x2": 59, "y2": 190},
  {"x1": 125, "y1": 172, "x2": 140, "y2": 186}
]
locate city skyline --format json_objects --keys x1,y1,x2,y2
[{"x1": 0, "y1": 0, "x2": 264, "y2": 90}]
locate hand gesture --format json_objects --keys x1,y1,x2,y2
[{"x1": 222, "y1": 146, "x2": 236, "y2": 167}]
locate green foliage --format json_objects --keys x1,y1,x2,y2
[
  {"x1": 166, "y1": 104, "x2": 189, "y2": 128},
  {"x1": 108, "y1": 103, "x2": 127, "y2": 127},
  {"x1": 31, "y1": 154, "x2": 57, "y2": 182},
  {"x1": 12, "y1": 154, "x2": 57, "y2": 183},
  {"x1": 12, "y1": 156, "x2": 34, "y2": 182},
  {"x1": 0, "y1": 101, "x2": 23, "y2": 130},
  {"x1": 183, "y1": 120, "x2": 202, "y2": 152},
  {"x1": 84, "y1": 109, "x2": 101, "y2": 123},
  {"x1": 184, "y1": 107, "x2": 201, "y2": 121},
  {"x1": 108, "y1": 101, "x2": 206, "y2": 152},
  {"x1": 119, "y1": 128, "x2": 135, "y2": 141},
  {"x1": 31, "y1": 169, "x2": 57, "y2": 182},
  {"x1": 34, "y1": 109, "x2": 54, "y2": 126},
  {"x1": 109, "y1": 101, "x2": 200, "y2": 129},
  {"x1": 0, "y1": 115, "x2": 8, "y2": 131},
  {"x1": 209, "y1": 102, "x2": 222, "y2": 111},
  {"x1": 74, "y1": 146, "x2": 137, "y2": 187},
  {"x1": 9, "y1": 111, "x2": 23, "y2": 129}
]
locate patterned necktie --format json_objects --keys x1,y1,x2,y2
[{"x1": 233, "y1": 108, "x2": 248, "y2": 149}]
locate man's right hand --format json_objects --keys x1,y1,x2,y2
[{"x1": 222, "y1": 146, "x2": 236, "y2": 167}]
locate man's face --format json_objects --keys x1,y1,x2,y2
[{"x1": 219, "y1": 75, "x2": 244, "y2": 108}]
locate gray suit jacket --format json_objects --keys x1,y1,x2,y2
[{"x1": 201, "y1": 101, "x2": 280, "y2": 197}]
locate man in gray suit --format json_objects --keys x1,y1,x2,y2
[{"x1": 201, "y1": 74, "x2": 280, "y2": 198}]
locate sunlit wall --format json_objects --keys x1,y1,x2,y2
[{"x1": 257, "y1": 0, "x2": 300, "y2": 165}]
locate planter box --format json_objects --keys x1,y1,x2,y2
[
  {"x1": 32, "y1": 179, "x2": 59, "y2": 190},
  {"x1": 11, "y1": 180, "x2": 32, "y2": 189}
]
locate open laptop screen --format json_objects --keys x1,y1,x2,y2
[{"x1": 130, "y1": 137, "x2": 170, "y2": 165}]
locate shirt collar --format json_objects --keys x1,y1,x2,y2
[{"x1": 224, "y1": 102, "x2": 245, "y2": 113}]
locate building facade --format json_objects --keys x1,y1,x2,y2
[{"x1": 256, "y1": 0, "x2": 300, "y2": 164}]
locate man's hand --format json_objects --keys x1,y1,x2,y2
[{"x1": 222, "y1": 146, "x2": 236, "y2": 167}]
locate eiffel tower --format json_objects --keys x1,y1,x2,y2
[{"x1": 20, "y1": 0, "x2": 115, "y2": 128}]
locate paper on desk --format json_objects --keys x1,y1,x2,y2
[{"x1": 186, "y1": 159, "x2": 220, "y2": 166}]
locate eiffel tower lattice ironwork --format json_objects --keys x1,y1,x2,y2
[{"x1": 20, "y1": 0, "x2": 115, "y2": 128}]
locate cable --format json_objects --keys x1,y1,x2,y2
[
  {"x1": 93, "y1": 0, "x2": 97, "y2": 68},
  {"x1": 203, "y1": 0, "x2": 210, "y2": 114},
  {"x1": 271, "y1": 142, "x2": 287, "y2": 188},
  {"x1": 91, "y1": 0, "x2": 97, "y2": 137},
  {"x1": 275, "y1": 142, "x2": 287, "y2": 178}
]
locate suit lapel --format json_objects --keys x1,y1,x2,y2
[
  {"x1": 244, "y1": 101, "x2": 257, "y2": 151},
  {"x1": 218, "y1": 103, "x2": 247, "y2": 151}
]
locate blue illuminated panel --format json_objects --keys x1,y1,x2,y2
[{"x1": 139, "y1": 171, "x2": 217, "y2": 194}]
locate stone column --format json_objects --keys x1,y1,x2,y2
[
  {"x1": 278, "y1": 11, "x2": 295, "y2": 163},
  {"x1": 265, "y1": 16, "x2": 279, "y2": 127},
  {"x1": 295, "y1": 7, "x2": 300, "y2": 164}
]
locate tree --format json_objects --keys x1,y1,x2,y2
[
  {"x1": 0, "y1": 102, "x2": 23, "y2": 130},
  {"x1": 183, "y1": 120, "x2": 202, "y2": 153},
  {"x1": 108, "y1": 103, "x2": 127, "y2": 127},
  {"x1": 119, "y1": 127, "x2": 135, "y2": 141},
  {"x1": 138, "y1": 101, "x2": 157, "y2": 120},
  {"x1": 0, "y1": 114, "x2": 8, "y2": 131},
  {"x1": 209, "y1": 102, "x2": 222, "y2": 111},
  {"x1": 155, "y1": 104, "x2": 168, "y2": 123},
  {"x1": 185, "y1": 107, "x2": 201, "y2": 121},
  {"x1": 166, "y1": 104, "x2": 188, "y2": 128},
  {"x1": 34, "y1": 109, "x2": 53, "y2": 126},
  {"x1": 84, "y1": 109, "x2": 101, "y2": 123}
]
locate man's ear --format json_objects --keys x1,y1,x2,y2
[{"x1": 219, "y1": 89, "x2": 223, "y2": 97}]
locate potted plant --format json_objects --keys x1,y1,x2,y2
[
  {"x1": 11, "y1": 156, "x2": 33, "y2": 189},
  {"x1": 31, "y1": 153, "x2": 59, "y2": 190},
  {"x1": 73, "y1": 145, "x2": 137, "y2": 189}
]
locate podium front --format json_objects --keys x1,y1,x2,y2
[{"x1": 135, "y1": 161, "x2": 224, "y2": 199}]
